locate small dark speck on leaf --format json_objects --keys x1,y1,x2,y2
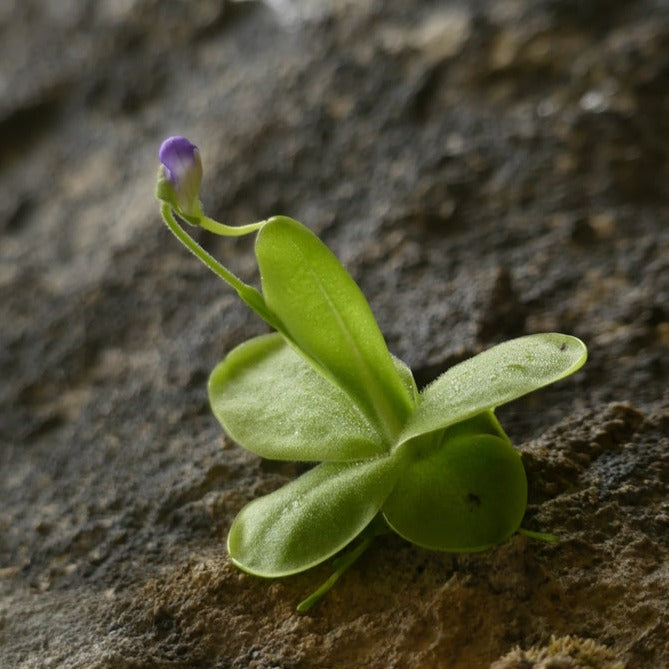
[{"x1": 467, "y1": 493, "x2": 481, "y2": 507}]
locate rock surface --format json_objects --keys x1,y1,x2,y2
[{"x1": 1, "y1": 1, "x2": 667, "y2": 667}]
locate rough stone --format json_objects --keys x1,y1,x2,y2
[{"x1": 1, "y1": 0, "x2": 667, "y2": 667}]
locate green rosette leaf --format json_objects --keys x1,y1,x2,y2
[
  {"x1": 228, "y1": 455, "x2": 401, "y2": 577},
  {"x1": 383, "y1": 433, "x2": 527, "y2": 551}
]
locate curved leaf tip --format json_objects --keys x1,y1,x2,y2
[{"x1": 399, "y1": 333, "x2": 587, "y2": 446}]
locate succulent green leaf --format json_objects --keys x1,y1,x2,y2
[
  {"x1": 383, "y1": 433, "x2": 527, "y2": 551},
  {"x1": 228, "y1": 455, "x2": 401, "y2": 577},
  {"x1": 399, "y1": 333, "x2": 587, "y2": 446},
  {"x1": 208, "y1": 333, "x2": 386, "y2": 461},
  {"x1": 255, "y1": 216, "x2": 414, "y2": 443}
]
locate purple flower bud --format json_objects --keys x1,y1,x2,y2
[{"x1": 158, "y1": 136, "x2": 203, "y2": 217}]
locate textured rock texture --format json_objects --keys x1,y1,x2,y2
[{"x1": 1, "y1": 1, "x2": 667, "y2": 667}]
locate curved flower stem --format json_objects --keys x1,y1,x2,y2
[
  {"x1": 160, "y1": 203, "x2": 279, "y2": 329},
  {"x1": 296, "y1": 516, "x2": 390, "y2": 613},
  {"x1": 198, "y1": 214, "x2": 267, "y2": 237}
]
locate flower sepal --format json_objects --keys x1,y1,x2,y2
[{"x1": 155, "y1": 167, "x2": 202, "y2": 225}]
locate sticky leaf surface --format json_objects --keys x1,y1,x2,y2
[
  {"x1": 400, "y1": 333, "x2": 587, "y2": 445},
  {"x1": 228, "y1": 455, "x2": 401, "y2": 576},
  {"x1": 383, "y1": 433, "x2": 527, "y2": 551},
  {"x1": 209, "y1": 334, "x2": 385, "y2": 461},
  {"x1": 255, "y1": 217, "x2": 414, "y2": 441}
]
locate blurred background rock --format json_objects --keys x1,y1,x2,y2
[{"x1": 1, "y1": 2, "x2": 667, "y2": 666}]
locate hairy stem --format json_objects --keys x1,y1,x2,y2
[
  {"x1": 160, "y1": 203, "x2": 279, "y2": 328},
  {"x1": 198, "y1": 214, "x2": 266, "y2": 237}
]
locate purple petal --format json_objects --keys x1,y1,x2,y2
[{"x1": 159, "y1": 136, "x2": 200, "y2": 187}]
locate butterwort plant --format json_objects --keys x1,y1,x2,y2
[{"x1": 156, "y1": 136, "x2": 587, "y2": 611}]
